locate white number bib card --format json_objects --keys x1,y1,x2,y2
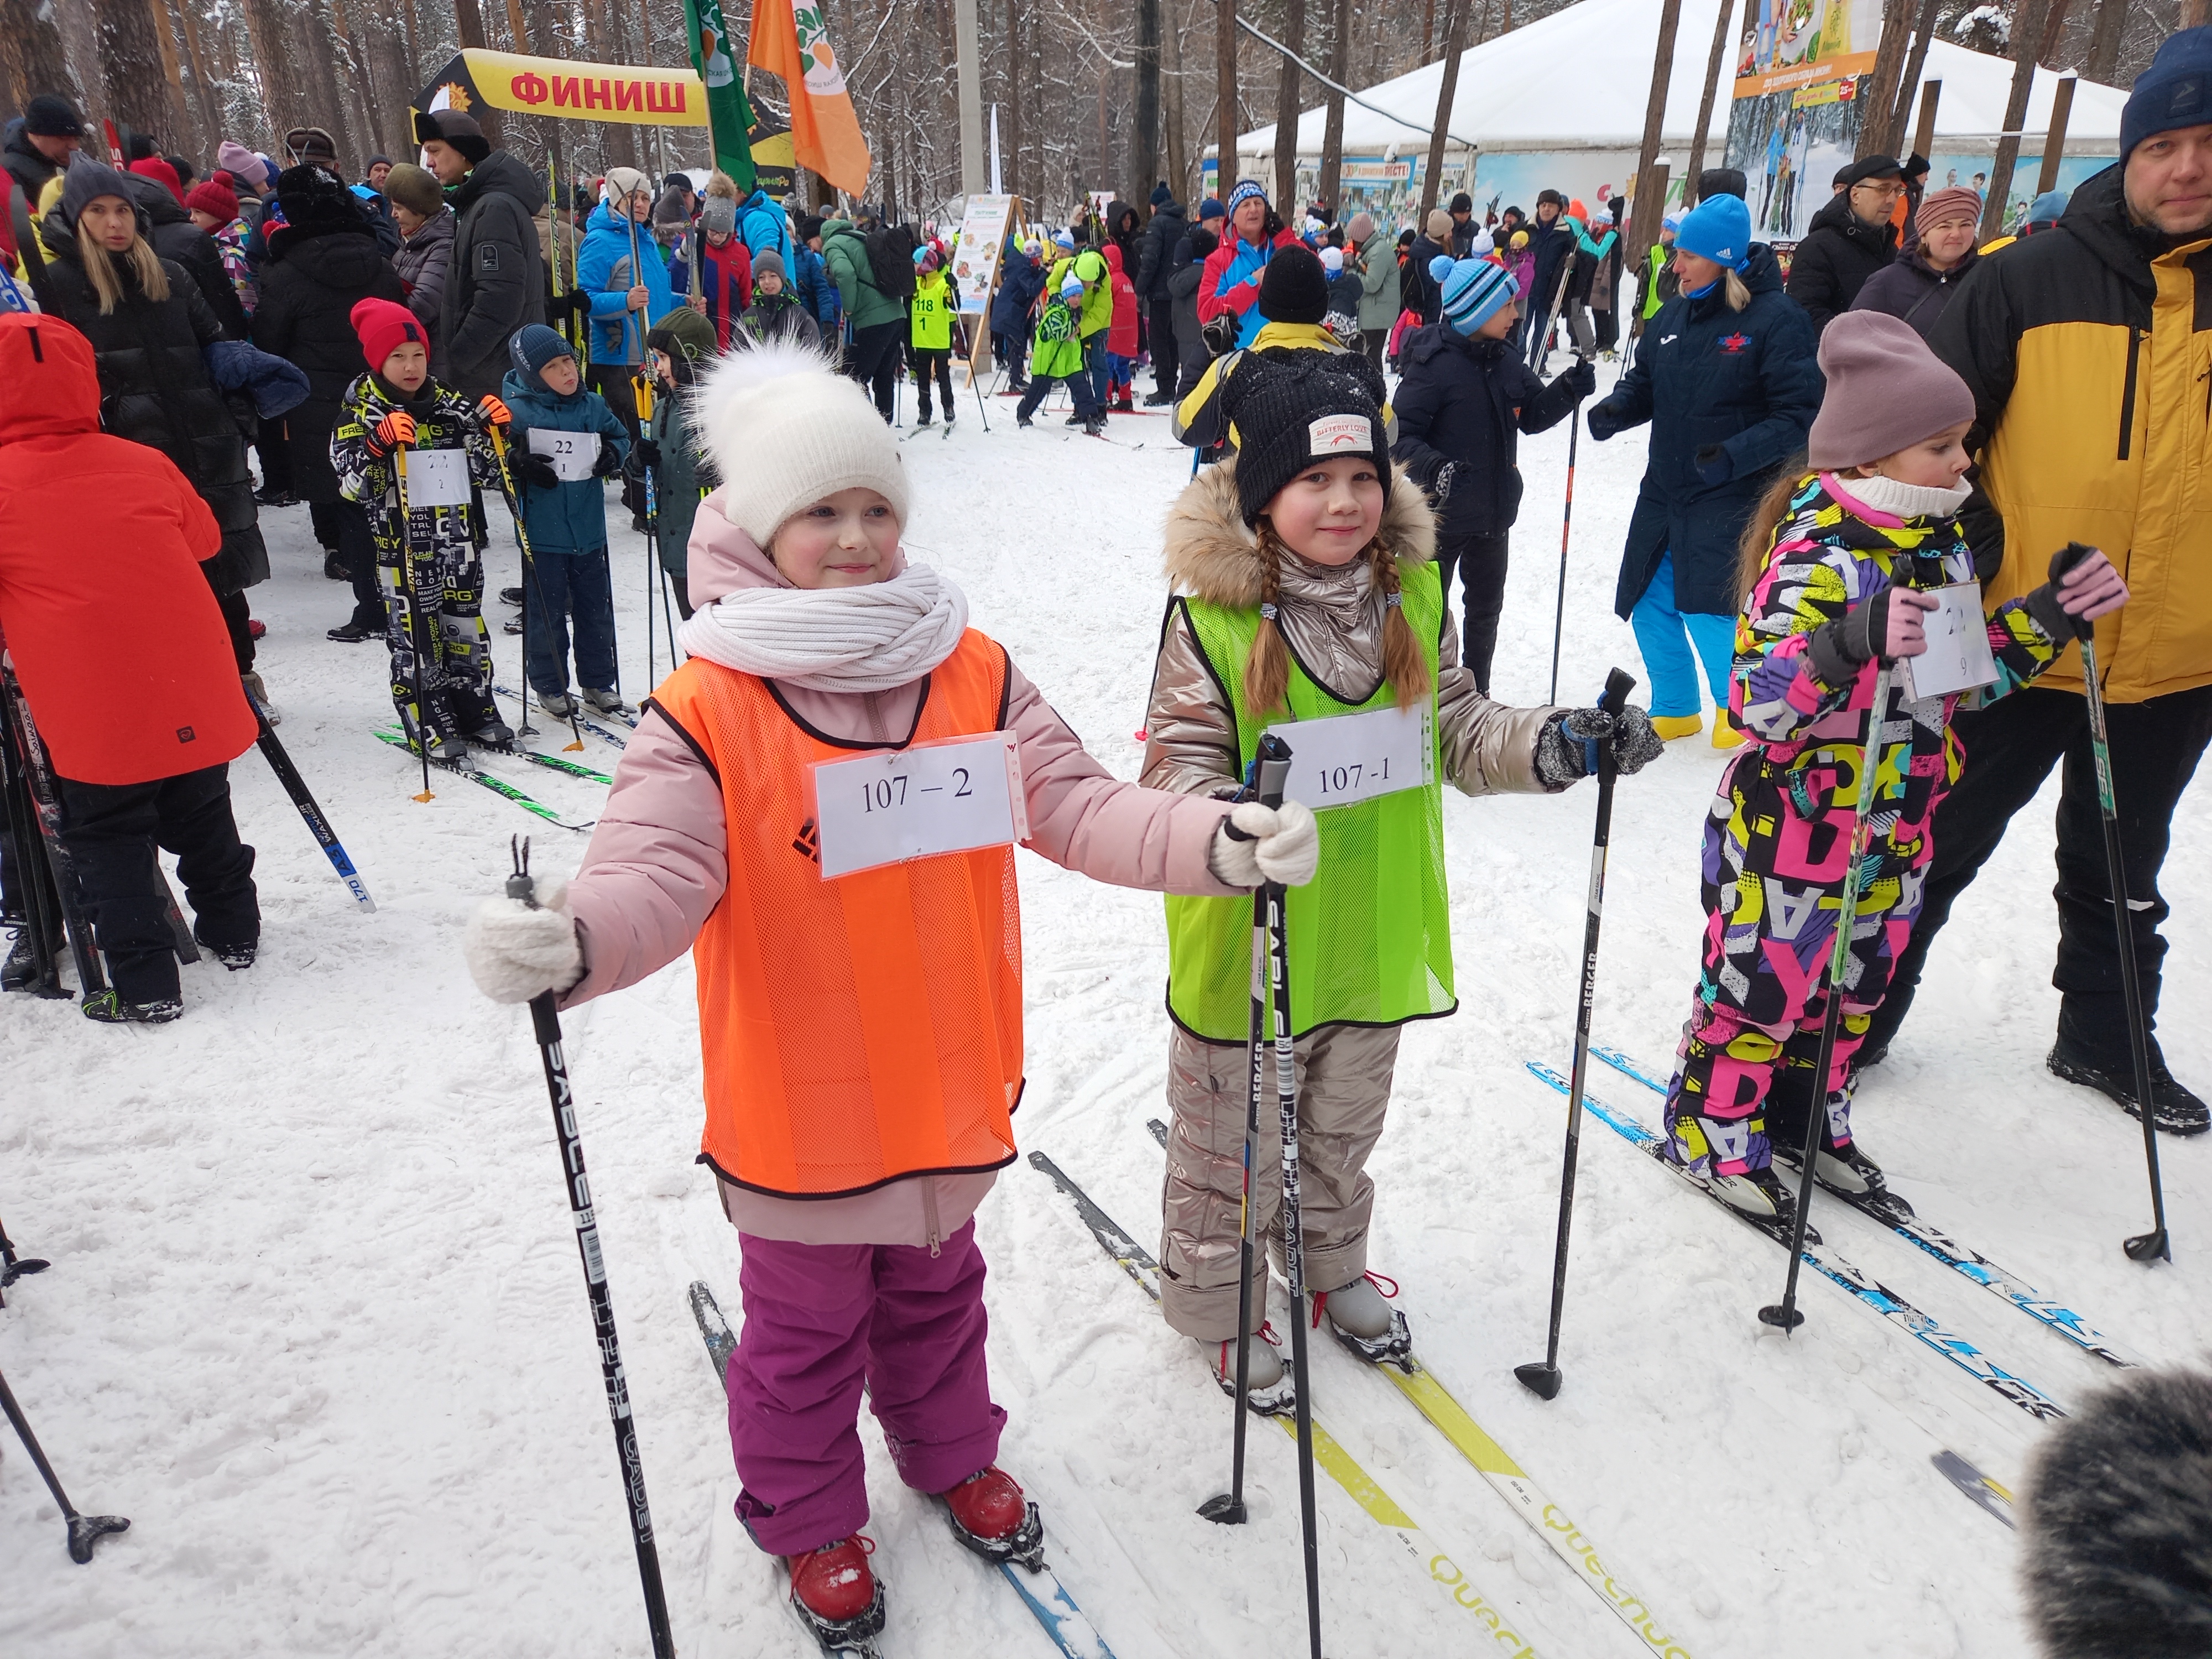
[
  {"x1": 528, "y1": 427, "x2": 598, "y2": 481},
  {"x1": 1896, "y1": 582, "x2": 1999, "y2": 702},
  {"x1": 401, "y1": 447, "x2": 471, "y2": 507},
  {"x1": 811, "y1": 732, "x2": 1029, "y2": 879},
  {"x1": 1263, "y1": 702, "x2": 1433, "y2": 810}
]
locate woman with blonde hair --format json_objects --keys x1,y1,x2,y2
[
  {"x1": 39, "y1": 155, "x2": 267, "y2": 690},
  {"x1": 1585, "y1": 192, "x2": 1820, "y2": 749}
]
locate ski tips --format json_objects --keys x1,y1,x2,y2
[
  {"x1": 65, "y1": 1511, "x2": 129, "y2": 1565},
  {"x1": 1512, "y1": 1361, "x2": 1563, "y2": 1401},
  {"x1": 2123, "y1": 1227, "x2": 2172, "y2": 1264},
  {"x1": 1756, "y1": 1302, "x2": 1806, "y2": 1333},
  {"x1": 1197, "y1": 1490, "x2": 1249, "y2": 1526}
]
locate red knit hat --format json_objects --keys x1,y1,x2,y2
[
  {"x1": 351, "y1": 297, "x2": 426, "y2": 374},
  {"x1": 128, "y1": 157, "x2": 185, "y2": 205},
  {"x1": 185, "y1": 178, "x2": 238, "y2": 222}
]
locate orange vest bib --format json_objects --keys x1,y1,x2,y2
[{"x1": 650, "y1": 630, "x2": 1025, "y2": 1199}]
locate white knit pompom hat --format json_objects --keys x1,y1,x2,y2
[{"x1": 692, "y1": 338, "x2": 910, "y2": 546}]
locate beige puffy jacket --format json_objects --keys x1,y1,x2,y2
[{"x1": 1140, "y1": 457, "x2": 1561, "y2": 800}]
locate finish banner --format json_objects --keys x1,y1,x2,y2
[{"x1": 414, "y1": 50, "x2": 708, "y2": 128}]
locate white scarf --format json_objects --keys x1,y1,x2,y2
[
  {"x1": 675, "y1": 563, "x2": 971, "y2": 695},
  {"x1": 1839, "y1": 473, "x2": 1973, "y2": 522}
]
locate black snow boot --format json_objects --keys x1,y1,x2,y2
[
  {"x1": 82, "y1": 989, "x2": 184, "y2": 1025},
  {"x1": 2048, "y1": 1042, "x2": 2209, "y2": 1136}
]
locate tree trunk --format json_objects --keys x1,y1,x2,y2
[
  {"x1": 1419, "y1": 0, "x2": 1462, "y2": 215},
  {"x1": 1132, "y1": 0, "x2": 1161, "y2": 201},
  {"x1": 1626, "y1": 0, "x2": 1681, "y2": 278},
  {"x1": 0, "y1": 0, "x2": 82, "y2": 115},
  {"x1": 326, "y1": 0, "x2": 386, "y2": 162},
  {"x1": 1885, "y1": 0, "x2": 1940, "y2": 158},
  {"x1": 169, "y1": 0, "x2": 223, "y2": 160},
  {"x1": 1008, "y1": 0, "x2": 1026, "y2": 207},
  {"x1": 1980, "y1": 0, "x2": 2051, "y2": 243},
  {"x1": 585, "y1": 0, "x2": 635, "y2": 170},
  {"x1": 1217, "y1": 0, "x2": 1236, "y2": 198},
  {"x1": 1858, "y1": 0, "x2": 1909, "y2": 158},
  {"x1": 93, "y1": 0, "x2": 181, "y2": 147},
  {"x1": 1272, "y1": 0, "x2": 1305, "y2": 210},
  {"x1": 452, "y1": 0, "x2": 503, "y2": 145},
  {"x1": 1164, "y1": 0, "x2": 1189, "y2": 203},
  {"x1": 2085, "y1": 0, "x2": 2128, "y2": 85},
  {"x1": 239, "y1": 0, "x2": 311, "y2": 149},
  {"x1": 1318, "y1": 0, "x2": 1349, "y2": 213},
  {"x1": 1682, "y1": 0, "x2": 1736, "y2": 206},
  {"x1": 289, "y1": 0, "x2": 357, "y2": 169}
]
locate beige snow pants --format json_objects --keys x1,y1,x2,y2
[{"x1": 1157, "y1": 1021, "x2": 1402, "y2": 1342}]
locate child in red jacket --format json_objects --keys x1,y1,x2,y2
[
  {"x1": 1103, "y1": 243, "x2": 1140, "y2": 413},
  {"x1": 0, "y1": 313, "x2": 260, "y2": 1022}
]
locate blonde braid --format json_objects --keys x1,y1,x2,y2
[
  {"x1": 1370, "y1": 535, "x2": 1432, "y2": 709},
  {"x1": 1243, "y1": 518, "x2": 1292, "y2": 718}
]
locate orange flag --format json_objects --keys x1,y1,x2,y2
[{"x1": 748, "y1": 0, "x2": 872, "y2": 199}]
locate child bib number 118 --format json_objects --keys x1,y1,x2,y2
[
  {"x1": 1264, "y1": 702, "x2": 1433, "y2": 810},
  {"x1": 811, "y1": 732, "x2": 1029, "y2": 879}
]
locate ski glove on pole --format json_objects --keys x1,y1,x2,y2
[
  {"x1": 1560, "y1": 358, "x2": 1598, "y2": 399},
  {"x1": 2025, "y1": 542, "x2": 2130, "y2": 641},
  {"x1": 463, "y1": 873, "x2": 585, "y2": 1003},
  {"x1": 593, "y1": 435, "x2": 624, "y2": 477},
  {"x1": 1208, "y1": 800, "x2": 1321, "y2": 888},
  {"x1": 476, "y1": 394, "x2": 513, "y2": 430},
  {"x1": 365, "y1": 410, "x2": 416, "y2": 456},
  {"x1": 1533, "y1": 705, "x2": 1665, "y2": 787},
  {"x1": 1806, "y1": 586, "x2": 1941, "y2": 686},
  {"x1": 520, "y1": 451, "x2": 562, "y2": 492}
]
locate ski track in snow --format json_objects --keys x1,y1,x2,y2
[{"x1": 3, "y1": 363, "x2": 2206, "y2": 1658}]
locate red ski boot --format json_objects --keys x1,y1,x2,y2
[
  {"x1": 939, "y1": 1465, "x2": 1045, "y2": 1568},
  {"x1": 782, "y1": 1533, "x2": 885, "y2": 1652}
]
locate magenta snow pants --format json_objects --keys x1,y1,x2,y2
[{"x1": 726, "y1": 1220, "x2": 1005, "y2": 1556}]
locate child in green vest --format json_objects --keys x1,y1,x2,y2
[
  {"x1": 909, "y1": 244, "x2": 957, "y2": 427},
  {"x1": 1141, "y1": 352, "x2": 1661, "y2": 1408},
  {"x1": 1015, "y1": 276, "x2": 1104, "y2": 434}
]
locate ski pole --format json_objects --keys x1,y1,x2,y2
[
  {"x1": 489, "y1": 430, "x2": 588, "y2": 754},
  {"x1": 392, "y1": 444, "x2": 436, "y2": 800},
  {"x1": 244, "y1": 683, "x2": 375, "y2": 911},
  {"x1": 506, "y1": 834, "x2": 676, "y2": 1659},
  {"x1": 0, "y1": 1364, "x2": 130, "y2": 1563},
  {"x1": 1530, "y1": 251, "x2": 1573, "y2": 374},
  {"x1": 1260, "y1": 735, "x2": 1325, "y2": 1659},
  {"x1": 1516, "y1": 667, "x2": 1635, "y2": 1401},
  {"x1": 1547, "y1": 354, "x2": 1590, "y2": 705},
  {"x1": 0, "y1": 1206, "x2": 51, "y2": 1301},
  {"x1": 2052, "y1": 543, "x2": 2171, "y2": 1264},
  {"x1": 3, "y1": 667, "x2": 106, "y2": 995},
  {"x1": 0, "y1": 700, "x2": 66, "y2": 998},
  {"x1": 1199, "y1": 731, "x2": 1293, "y2": 1531},
  {"x1": 1760, "y1": 662, "x2": 1894, "y2": 1334}
]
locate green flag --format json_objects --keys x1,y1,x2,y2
[{"x1": 684, "y1": 0, "x2": 757, "y2": 191}]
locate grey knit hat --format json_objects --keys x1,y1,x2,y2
[{"x1": 1806, "y1": 311, "x2": 1975, "y2": 471}]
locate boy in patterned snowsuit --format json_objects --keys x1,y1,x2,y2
[
  {"x1": 1662, "y1": 312, "x2": 2128, "y2": 1225},
  {"x1": 332, "y1": 297, "x2": 514, "y2": 761}
]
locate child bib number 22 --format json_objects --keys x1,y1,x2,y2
[
  {"x1": 400, "y1": 447, "x2": 470, "y2": 507},
  {"x1": 527, "y1": 429, "x2": 599, "y2": 482},
  {"x1": 1264, "y1": 702, "x2": 1434, "y2": 809},
  {"x1": 811, "y1": 732, "x2": 1029, "y2": 879}
]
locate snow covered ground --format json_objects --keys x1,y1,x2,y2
[{"x1": 4, "y1": 362, "x2": 2206, "y2": 1659}]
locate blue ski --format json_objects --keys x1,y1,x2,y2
[
  {"x1": 1589, "y1": 1045, "x2": 2143, "y2": 1370},
  {"x1": 1526, "y1": 1062, "x2": 2069, "y2": 1423}
]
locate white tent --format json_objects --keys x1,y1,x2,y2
[{"x1": 1214, "y1": 0, "x2": 2124, "y2": 223}]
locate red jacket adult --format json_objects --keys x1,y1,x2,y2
[
  {"x1": 1103, "y1": 244, "x2": 1139, "y2": 357},
  {"x1": 694, "y1": 233, "x2": 753, "y2": 351},
  {"x1": 1196, "y1": 221, "x2": 1300, "y2": 348},
  {"x1": 0, "y1": 312, "x2": 255, "y2": 785}
]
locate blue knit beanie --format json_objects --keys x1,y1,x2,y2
[
  {"x1": 2027, "y1": 189, "x2": 2070, "y2": 222},
  {"x1": 1226, "y1": 179, "x2": 1269, "y2": 216},
  {"x1": 2122, "y1": 27, "x2": 2212, "y2": 159},
  {"x1": 1675, "y1": 193, "x2": 1752, "y2": 270},
  {"x1": 1432, "y1": 255, "x2": 1519, "y2": 335},
  {"x1": 1198, "y1": 197, "x2": 1227, "y2": 222},
  {"x1": 509, "y1": 324, "x2": 575, "y2": 382}
]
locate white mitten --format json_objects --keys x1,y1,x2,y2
[
  {"x1": 462, "y1": 873, "x2": 583, "y2": 1004},
  {"x1": 1208, "y1": 800, "x2": 1322, "y2": 889}
]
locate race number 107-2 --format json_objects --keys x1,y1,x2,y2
[{"x1": 811, "y1": 731, "x2": 1030, "y2": 879}]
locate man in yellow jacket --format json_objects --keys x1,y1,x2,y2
[{"x1": 1863, "y1": 30, "x2": 2212, "y2": 1135}]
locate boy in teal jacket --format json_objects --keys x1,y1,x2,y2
[{"x1": 500, "y1": 325, "x2": 630, "y2": 720}]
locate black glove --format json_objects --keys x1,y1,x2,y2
[
  {"x1": 1563, "y1": 358, "x2": 1597, "y2": 399},
  {"x1": 1694, "y1": 443, "x2": 1734, "y2": 484},
  {"x1": 1201, "y1": 310, "x2": 1239, "y2": 357},
  {"x1": 593, "y1": 434, "x2": 623, "y2": 477},
  {"x1": 1806, "y1": 589, "x2": 1894, "y2": 686},
  {"x1": 1533, "y1": 705, "x2": 1665, "y2": 787},
  {"x1": 519, "y1": 451, "x2": 561, "y2": 493},
  {"x1": 556, "y1": 289, "x2": 591, "y2": 320},
  {"x1": 1431, "y1": 461, "x2": 1458, "y2": 503},
  {"x1": 2024, "y1": 540, "x2": 2097, "y2": 642},
  {"x1": 1585, "y1": 399, "x2": 1625, "y2": 442}
]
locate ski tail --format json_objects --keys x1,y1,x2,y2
[{"x1": 372, "y1": 729, "x2": 595, "y2": 831}]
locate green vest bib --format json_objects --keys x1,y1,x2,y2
[{"x1": 1164, "y1": 560, "x2": 1457, "y2": 1042}]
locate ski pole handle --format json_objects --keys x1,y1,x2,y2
[
  {"x1": 1254, "y1": 732, "x2": 1292, "y2": 811},
  {"x1": 1599, "y1": 666, "x2": 1634, "y2": 717}
]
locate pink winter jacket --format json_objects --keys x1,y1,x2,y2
[{"x1": 558, "y1": 489, "x2": 1241, "y2": 1249}]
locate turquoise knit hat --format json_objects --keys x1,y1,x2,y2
[
  {"x1": 1675, "y1": 194, "x2": 1752, "y2": 270},
  {"x1": 1432, "y1": 255, "x2": 1518, "y2": 335}
]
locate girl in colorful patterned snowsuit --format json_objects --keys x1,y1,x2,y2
[
  {"x1": 1145, "y1": 350, "x2": 1662, "y2": 1408},
  {"x1": 1661, "y1": 311, "x2": 2131, "y2": 1226}
]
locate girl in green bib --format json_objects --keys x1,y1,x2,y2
[{"x1": 1141, "y1": 352, "x2": 1661, "y2": 1408}]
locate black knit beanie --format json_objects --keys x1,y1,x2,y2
[
  {"x1": 275, "y1": 164, "x2": 364, "y2": 234},
  {"x1": 1256, "y1": 244, "x2": 1330, "y2": 326},
  {"x1": 1223, "y1": 351, "x2": 1391, "y2": 528}
]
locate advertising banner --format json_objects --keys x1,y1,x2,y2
[{"x1": 1724, "y1": 0, "x2": 1886, "y2": 242}]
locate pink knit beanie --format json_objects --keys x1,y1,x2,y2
[
  {"x1": 1806, "y1": 311, "x2": 1976, "y2": 470},
  {"x1": 1916, "y1": 185, "x2": 1981, "y2": 234}
]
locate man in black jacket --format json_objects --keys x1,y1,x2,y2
[
  {"x1": 1393, "y1": 257, "x2": 1592, "y2": 692},
  {"x1": 415, "y1": 109, "x2": 546, "y2": 400},
  {"x1": 2, "y1": 96, "x2": 83, "y2": 203},
  {"x1": 1133, "y1": 183, "x2": 1187, "y2": 403},
  {"x1": 1786, "y1": 153, "x2": 1902, "y2": 333},
  {"x1": 1522, "y1": 190, "x2": 1579, "y2": 368}
]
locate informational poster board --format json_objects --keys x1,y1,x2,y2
[
  {"x1": 1724, "y1": 0, "x2": 1886, "y2": 242},
  {"x1": 951, "y1": 194, "x2": 1014, "y2": 316}
]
